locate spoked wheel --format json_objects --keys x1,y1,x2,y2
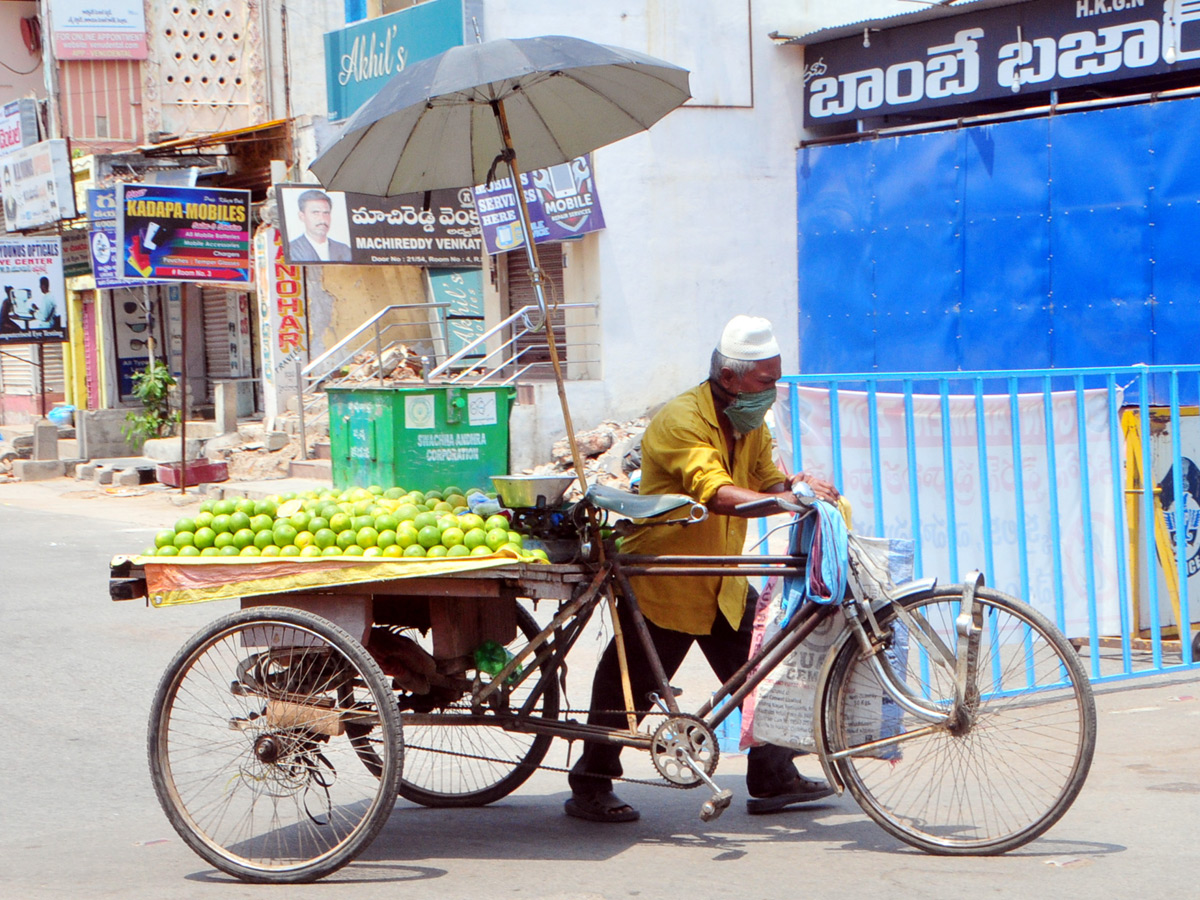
[
  {"x1": 148, "y1": 607, "x2": 403, "y2": 883},
  {"x1": 821, "y1": 585, "x2": 1096, "y2": 855},
  {"x1": 395, "y1": 604, "x2": 560, "y2": 807}
]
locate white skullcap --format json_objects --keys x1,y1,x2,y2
[{"x1": 718, "y1": 315, "x2": 780, "y2": 361}]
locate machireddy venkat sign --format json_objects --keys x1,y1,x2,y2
[{"x1": 802, "y1": 0, "x2": 1200, "y2": 125}]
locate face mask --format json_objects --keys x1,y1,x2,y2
[{"x1": 723, "y1": 387, "x2": 776, "y2": 434}]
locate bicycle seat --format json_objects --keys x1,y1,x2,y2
[{"x1": 585, "y1": 483, "x2": 698, "y2": 519}]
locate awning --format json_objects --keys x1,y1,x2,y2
[
  {"x1": 138, "y1": 120, "x2": 290, "y2": 157},
  {"x1": 778, "y1": 0, "x2": 1032, "y2": 46}
]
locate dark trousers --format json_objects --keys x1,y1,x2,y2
[{"x1": 568, "y1": 588, "x2": 798, "y2": 797}]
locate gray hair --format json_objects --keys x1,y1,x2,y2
[{"x1": 709, "y1": 349, "x2": 757, "y2": 382}]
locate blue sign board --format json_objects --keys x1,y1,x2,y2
[
  {"x1": 473, "y1": 155, "x2": 606, "y2": 254},
  {"x1": 324, "y1": 0, "x2": 465, "y2": 121},
  {"x1": 87, "y1": 188, "x2": 163, "y2": 288}
]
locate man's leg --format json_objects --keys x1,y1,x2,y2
[
  {"x1": 566, "y1": 601, "x2": 693, "y2": 819},
  {"x1": 694, "y1": 588, "x2": 833, "y2": 810}
]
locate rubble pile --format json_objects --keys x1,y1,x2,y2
[
  {"x1": 338, "y1": 344, "x2": 427, "y2": 385},
  {"x1": 521, "y1": 417, "x2": 648, "y2": 495},
  {"x1": 206, "y1": 432, "x2": 304, "y2": 481}
]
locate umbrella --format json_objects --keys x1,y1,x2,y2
[{"x1": 310, "y1": 35, "x2": 691, "y2": 491}]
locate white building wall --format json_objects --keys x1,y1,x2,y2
[{"x1": 479, "y1": 0, "x2": 909, "y2": 430}]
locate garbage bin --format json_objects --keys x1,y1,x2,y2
[{"x1": 326, "y1": 385, "x2": 513, "y2": 492}]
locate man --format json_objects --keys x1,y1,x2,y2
[
  {"x1": 30, "y1": 276, "x2": 61, "y2": 331},
  {"x1": 565, "y1": 315, "x2": 840, "y2": 823},
  {"x1": 288, "y1": 189, "x2": 352, "y2": 262}
]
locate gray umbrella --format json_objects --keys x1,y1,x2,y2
[
  {"x1": 311, "y1": 35, "x2": 690, "y2": 495},
  {"x1": 310, "y1": 35, "x2": 691, "y2": 195}
]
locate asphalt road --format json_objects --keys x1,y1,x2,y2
[{"x1": 1, "y1": 481, "x2": 1197, "y2": 900}]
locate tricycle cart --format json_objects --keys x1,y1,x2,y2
[{"x1": 111, "y1": 486, "x2": 1097, "y2": 883}]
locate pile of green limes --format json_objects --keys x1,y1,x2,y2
[{"x1": 142, "y1": 483, "x2": 550, "y2": 561}]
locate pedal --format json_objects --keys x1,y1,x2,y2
[{"x1": 700, "y1": 789, "x2": 733, "y2": 822}]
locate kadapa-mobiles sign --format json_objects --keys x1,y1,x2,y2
[{"x1": 801, "y1": 0, "x2": 1200, "y2": 126}]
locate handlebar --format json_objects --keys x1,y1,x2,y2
[{"x1": 733, "y1": 493, "x2": 816, "y2": 517}]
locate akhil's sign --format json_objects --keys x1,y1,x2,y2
[
  {"x1": 803, "y1": 0, "x2": 1200, "y2": 125},
  {"x1": 324, "y1": 0, "x2": 465, "y2": 121}
]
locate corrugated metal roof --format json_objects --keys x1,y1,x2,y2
[{"x1": 782, "y1": 0, "x2": 1034, "y2": 46}]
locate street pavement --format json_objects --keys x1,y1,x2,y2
[{"x1": 1, "y1": 476, "x2": 1197, "y2": 900}]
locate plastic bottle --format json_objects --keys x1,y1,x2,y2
[{"x1": 473, "y1": 640, "x2": 522, "y2": 683}]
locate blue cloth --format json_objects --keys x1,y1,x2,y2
[{"x1": 779, "y1": 496, "x2": 848, "y2": 626}]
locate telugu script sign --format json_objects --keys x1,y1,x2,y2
[{"x1": 802, "y1": 0, "x2": 1197, "y2": 125}]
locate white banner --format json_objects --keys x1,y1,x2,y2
[
  {"x1": 253, "y1": 227, "x2": 308, "y2": 427},
  {"x1": 777, "y1": 386, "x2": 1124, "y2": 637},
  {"x1": 1, "y1": 140, "x2": 78, "y2": 232}
]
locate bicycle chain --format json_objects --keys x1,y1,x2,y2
[{"x1": 402, "y1": 707, "x2": 703, "y2": 790}]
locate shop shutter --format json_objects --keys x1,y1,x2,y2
[
  {"x1": 504, "y1": 245, "x2": 565, "y2": 369},
  {"x1": 0, "y1": 345, "x2": 33, "y2": 393},
  {"x1": 201, "y1": 285, "x2": 232, "y2": 381},
  {"x1": 40, "y1": 343, "x2": 65, "y2": 391}
]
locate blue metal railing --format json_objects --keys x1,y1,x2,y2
[{"x1": 779, "y1": 364, "x2": 1199, "y2": 683}]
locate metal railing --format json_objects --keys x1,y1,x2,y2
[
  {"x1": 427, "y1": 302, "x2": 599, "y2": 385},
  {"x1": 302, "y1": 302, "x2": 451, "y2": 388},
  {"x1": 775, "y1": 364, "x2": 1200, "y2": 684}
]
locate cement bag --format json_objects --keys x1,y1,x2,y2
[{"x1": 743, "y1": 571, "x2": 912, "y2": 756}]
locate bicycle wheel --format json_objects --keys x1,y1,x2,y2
[
  {"x1": 821, "y1": 584, "x2": 1096, "y2": 855},
  {"x1": 148, "y1": 607, "x2": 403, "y2": 883},
  {"x1": 395, "y1": 603, "x2": 560, "y2": 807}
]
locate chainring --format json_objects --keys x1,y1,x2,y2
[{"x1": 649, "y1": 714, "x2": 720, "y2": 788}]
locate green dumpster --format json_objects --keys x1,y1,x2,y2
[{"x1": 326, "y1": 385, "x2": 514, "y2": 492}]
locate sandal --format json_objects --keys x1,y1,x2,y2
[
  {"x1": 746, "y1": 775, "x2": 835, "y2": 815},
  {"x1": 564, "y1": 790, "x2": 641, "y2": 823}
]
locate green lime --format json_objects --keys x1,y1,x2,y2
[
  {"x1": 173, "y1": 531, "x2": 196, "y2": 549},
  {"x1": 261, "y1": 544, "x2": 283, "y2": 557},
  {"x1": 210, "y1": 514, "x2": 232, "y2": 534},
  {"x1": 200, "y1": 547, "x2": 220, "y2": 557},
  {"x1": 254, "y1": 498, "x2": 279, "y2": 517},
  {"x1": 229, "y1": 511, "x2": 252, "y2": 532},
  {"x1": 426, "y1": 544, "x2": 449, "y2": 558},
  {"x1": 194, "y1": 511, "x2": 215, "y2": 529},
  {"x1": 440, "y1": 526, "x2": 465, "y2": 548},
  {"x1": 351, "y1": 515, "x2": 374, "y2": 531},
  {"x1": 154, "y1": 529, "x2": 176, "y2": 549},
  {"x1": 417, "y1": 525, "x2": 442, "y2": 549},
  {"x1": 300, "y1": 545, "x2": 323, "y2": 557},
  {"x1": 199, "y1": 500, "x2": 215, "y2": 514},
  {"x1": 177, "y1": 545, "x2": 201, "y2": 557},
  {"x1": 343, "y1": 544, "x2": 365, "y2": 556},
  {"x1": 505, "y1": 531, "x2": 524, "y2": 548},
  {"x1": 362, "y1": 546, "x2": 383, "y2": 558},
  {"x1": 193, "y1": 527, "x2": 216, "y2": 549},
  {"x1": 273, "y1": 523, "x2": 298, "y2": 547},
  {"x1": 239, "y1": 545, "x2": 261, "y2": 556},
  {"x1": 218, "y1": 545, "x2": 241, "y2": 556},
  {"x1": 463, "y1": 528, "x2": 488, "y2": 551},
  {"x1": 402, "y1": 543, "x2": 427, "y2": 557},
  {"x1": 484, "y1": 528, "x2": 509, "y2": 552},
  {"x1": 484, "y1": 514, "x2": 510, "y2": 532},
  {"x1": 249, "y1": 514, "x2": 273, "y2": 532},
  {"x1": 213, "y1": 531, "x2": 235, "y2": 549},
  {"x1": 384, "y1": 487, "x2": 405, "y2": 500},
  {"x1": 357, "y1": 526, "x2": 379, "y2": 548},
  {"x1": 313, "y1": 528, "x2": 337, "y2": 550},
  {"x1": 232, "y1": 528, "x2": 256, "y2": 550},
  {"x1": 174, "y1": 517, "x2": 196, "y2": 534},
  {"x1": 328, "y1": 512, "x2": 351, "y2": 533},
  {"x1": 321, "y1": 545, "x2": 343, "y2": 557},
  {"x1": 377, "y1": 529, "x2": 397, "y2": 550},
  {"x1": 396, "y1": 503, "x2": 420, "y2": 522},
  {"x1": 308, "y1": 516, "x2": 330, "y2": 534},
  {"x1": 254, "y1": 529, "x2": 275, "y2": 550},
  {"x1": 470, "y1": 544, "x2": 493, "y2": 557},
  {"x1": 446, "y1": 543, "x2": 471, "y2": 557},
  {"x1": 336, "y1": 529, "x2": 357, "y2": 550},
  {"x1": 382, "y1": 544, "x2": 403, "y2": 557},
  {"x1": 374, "y1": 514, "x2": 399, "y2": 533}
]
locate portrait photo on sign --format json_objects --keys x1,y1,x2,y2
[{"x1": 279, "y1": 186, "x2": 352, "y2": 264}]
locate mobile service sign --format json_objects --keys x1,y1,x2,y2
[{"x1": 115, "y1": 184, "x2": 252, "y2": 284}]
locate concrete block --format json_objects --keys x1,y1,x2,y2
[
  {"x1": 142, "y1": 437, "x2": 204, "y2": 462},
  {"x1": 77, "y1": 409, "x2": 140, "y2": 460},
  {"x1": 215, "y1": 382, "x2": 240, "y2": 435},
  {"x1": 93, "y1": 466, "x2": 114, "y2": 485},
  {"x1": 33, "y1": 422, "x2": 59, "y2": 461},
  {"x1": 13, "y1": 459, "x2": 65, "y2": 481},
  {"x1": 115, "y1": 468, "x2": 143, "y2": 486},
  {"x1": 266, "y1": 431, "x2": 290, "y2": 451},
  {"x1": 76, "y1": 462, "x2": 98, "y2": 481}
]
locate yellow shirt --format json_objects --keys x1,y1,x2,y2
[{"x1": 621, "y1": 382, "x2": 786, "y2": 634}]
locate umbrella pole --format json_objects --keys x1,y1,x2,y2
[{"x1": 492, "y1": 100, "x2": 590, "y2": 498}]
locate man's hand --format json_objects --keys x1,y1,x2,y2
[{"x1": 788, "y1": 472, "x2": 839, "y2": 504}]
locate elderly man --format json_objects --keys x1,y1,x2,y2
[
  {"x1": 288, "y1": 190, "x2": 352, "y2": 262},
  {"x1": 565, "y1": 315, "x2": 839, "y2": 823}
]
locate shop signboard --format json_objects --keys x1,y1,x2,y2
[
  {"x1": 473, "y1": 155, "x2": 605, "y2": 254},
  {"x1": 115, "y1": 184, "x2": 252, "y2": 284},
  {"x1": 61, "y1": 229, "x2": 92, "y2": 279},
  {"x1": 276, "y1": 183, "x2": 481, "y2": 267},
  {"x1": 110, "y1": 286, "x2": 166, "y2": 402},
  {"x1": 87, "y1": 188, "x2": 164, "y2": 288},
  {"x1": 254, "y1": 226, "x2": 308, "y2": 427},
  {"x1": 0, "y1": 99, "x2": 39, "y2": 153},
  {"x1": 803, "y1": 0, "x2": 1200, "y2": 125},
  {"x1": 50, "y1": 1, "x2": 148, "y2": 61},
  {"x1": 324, "y1": 0, "x2": 466, "y2": 121},
  {"x1": 1, "y1": 139, "x2": 78, "y2": 232},
  {"x1": 427, "y1": 268, "x2": 485, "y2": 358},
  {"x1": 0, "y1": 236, "x2": 66, "y2": 344}
]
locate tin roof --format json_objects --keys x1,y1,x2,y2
[{"x1": 782, "y1": 0, "x2": 1033, "y2": 46}]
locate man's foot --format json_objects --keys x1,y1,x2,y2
[
  {"x1": 564, "y1": 790, "x2": 640, "y2": 823},
  {"x1": 745, "y1": 775, "x2": 835, "y2": 815}
]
